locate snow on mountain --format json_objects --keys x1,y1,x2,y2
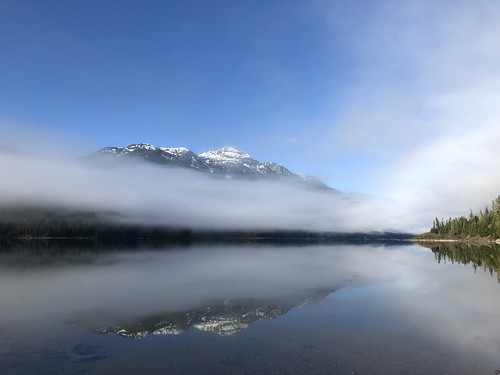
[
  {"x1": 96, "y1": 143, "x2": 207, "y2": 170},
  {"x1": 198, "y1": 146, "x2": 251, "y2": 162},
  {"x1": 197, "y1": 146, "x2": 294, "y2": 177},
  {"x1": 159, "y1": 146, "x2": 190, "y2": 155},
  {"x1": 94, "y1": 143, "x2": 336, "y2": 191},
  {"x1": 125, "y1": 143, "x2": 157, "y2": 152}
]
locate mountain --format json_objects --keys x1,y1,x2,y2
[{"x1": 93, "y1": 143, "x2": 335, "y2": 191}]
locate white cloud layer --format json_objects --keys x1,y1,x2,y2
[
  {"x1": 0, "y1": 138, "x2": 404, "y2": 232},
  {"x1": 2, "y1": 113, "x2": 499, "y2": 234}
]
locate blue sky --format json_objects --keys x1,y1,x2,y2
[
  {"x1": 0, "y1": 0, "x2": 364, "y2": 188},
  {"x1": 2, "y1": 0, "x2": 500, "y2": 210}
]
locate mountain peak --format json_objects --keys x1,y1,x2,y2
[
  {"x1": 198, "y1": 146, "x2": 251, "y2": 161},
  {"x1": 125, "y1": 143, "x2": 157, "y2": 151},
  {"x1": 159, "y1": 146, "x2": 190, "y2": 155}
]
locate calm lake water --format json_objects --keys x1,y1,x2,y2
[{"x1": 1, "y1": 241, "x2": 500, "y2": 374}]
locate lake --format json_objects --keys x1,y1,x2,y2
[{"x1": 1, "y1": 241, "x2": 500, "y2": 374}]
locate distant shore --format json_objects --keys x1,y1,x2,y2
[{"x1": 407, "y1": 232, "x2": 500, "y2": 245}]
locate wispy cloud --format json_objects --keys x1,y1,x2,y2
[{"x1": 307, "y1": 0, "x2": 500, "y2": 226}]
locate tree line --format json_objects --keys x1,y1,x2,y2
[
  {"x1": 430, "y1": 195, "x2": 500, "y2": 239},
  {"x1": 0, "y1": 206, "x2": 192, "y2": 244},
  {"x1": 0, "y1": 206, "x2": 412, "y2": 245}
]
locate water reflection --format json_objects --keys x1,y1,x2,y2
[
  {"x1": 2, "y1": 242, "x2": 500, "y2": 374},
  {"x1": 426, "y1": 242, "x2": 500, "y2": 282},
  {"x1": 0, "y1": 243, "x2": 408, "y2": 351},
  {"x1": 96, "y1": 291, "x2": 331, "y2": 338}
]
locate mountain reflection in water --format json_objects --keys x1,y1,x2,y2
[
  {"x1": 95, "y1": 291, "x2": 332, "y2": 338},
  {"x1": 3, "y1": 242, "x2": 500, "y2": 374}
]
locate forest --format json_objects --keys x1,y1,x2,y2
[
  {"x1": 430, "y1": 196, "x2": 500, "y2": 239},
  {"x1": 0, "y1": 206, "x2": 411, "y2": 245}
]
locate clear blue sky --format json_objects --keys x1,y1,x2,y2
[{"x1": 2, "y1": 0, "x2": 500, "y2": 197}]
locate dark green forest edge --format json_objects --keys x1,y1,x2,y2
[
  {"x1": 413, "y1": 195, "x2": 500, "y2": 243},
  {"x1": 0, "y1": 206, "x2": 412, "y2": 247}
]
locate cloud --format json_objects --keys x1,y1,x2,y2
[
  {"x1": 321, "y1": 0, "x2": 500, "y2": 150},
  {"x1": 306, "y1": 0, "x2": 500, "y2": 229},
  {"x1": 382, "y1": 122, "x2": 500, "y2": 229},
  {"x1": 0, "y1": 125, "x2": 410, "y2": 233}
]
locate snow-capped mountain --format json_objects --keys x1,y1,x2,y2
[
  {"x1": 98, "y1": 143, "x2": 209, "y2": 170},
  {"x1": 198, "y1": 146, "x2": 292, "y2": 176},
  {"x1": 94, "y1": 143, "x2": 335, "y2": 190}
]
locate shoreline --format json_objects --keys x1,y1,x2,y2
[{"x1": 406, "y1": 237, "x2": 500, "y2": 245}]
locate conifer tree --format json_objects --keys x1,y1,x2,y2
[{"x1": 429, "y1": 195, "x2": 500, "y2": 239}]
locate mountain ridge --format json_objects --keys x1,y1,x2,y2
[{"x1": 94, "y1": 143, "x2": 336, "y2": 191}]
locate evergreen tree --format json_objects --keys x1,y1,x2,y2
[{"x1": 429, "y1": 195, "x2": 500, "y2": 239}]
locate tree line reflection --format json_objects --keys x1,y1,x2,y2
[{"x1": 427, "y1": 243, "x2": 500, "y2": 282}]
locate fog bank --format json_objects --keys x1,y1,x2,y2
[{"x1": 0, "y1": 141, "x2": 406, "y2": 232}]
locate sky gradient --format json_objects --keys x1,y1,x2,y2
[{"x1": 2, "y1": 0, "x2": 500, "y2": 231}]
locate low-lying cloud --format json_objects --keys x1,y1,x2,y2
[{"x1": 0, "y1": 140, "x2": 406, "y2": 232}]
